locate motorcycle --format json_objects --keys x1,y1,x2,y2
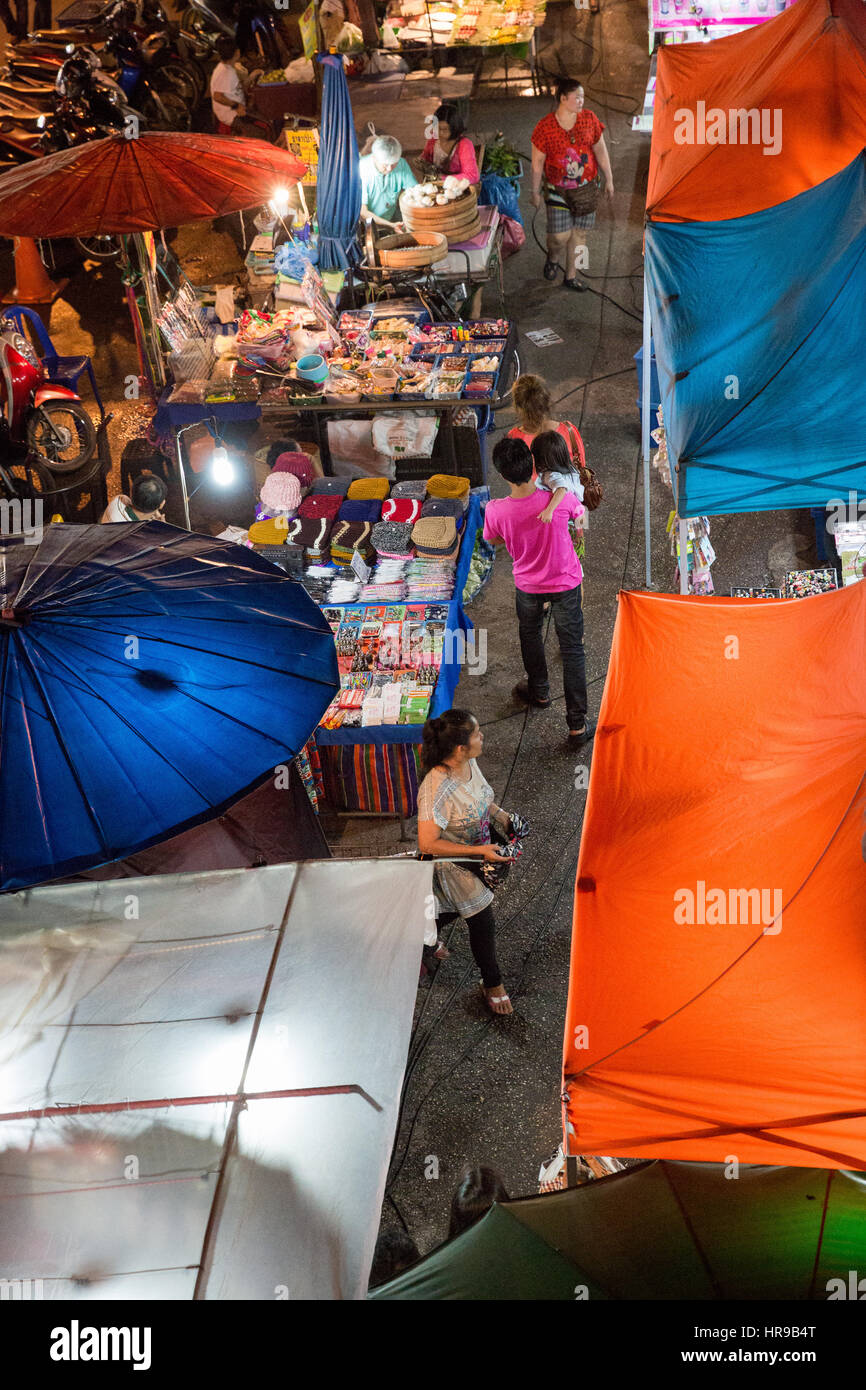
[
  {"x1": 178, "y1": 0, "x2": 286, "y2": 67},
  {"x1": 103, "y1": 19, "x2": 193, "y2": 129},
  {"x1": 0, "y1": 323, "x2": 97, "y2": 474}
]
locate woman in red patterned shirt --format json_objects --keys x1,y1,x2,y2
[{"x1": 530, "y1": 78, "x2": 614, "y2": 291}]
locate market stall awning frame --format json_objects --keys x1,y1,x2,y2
[{"x1": 645, "y1": 153, "x2": 866, "y2": 518}]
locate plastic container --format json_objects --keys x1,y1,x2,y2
[{"x1": 296, "y1": 353, "x2": 329, "y2": 383}]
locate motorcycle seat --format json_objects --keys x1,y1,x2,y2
[{"x1": 21, "y1": 28, "x2": 98, "y2": 43}]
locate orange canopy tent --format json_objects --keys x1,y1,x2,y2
[
  {"x1": 647, "y1": 0, "x2": 866, "y2": 222},
  {"x1": 562, "y1": 584, "x2": 866, "y2": 1169}
]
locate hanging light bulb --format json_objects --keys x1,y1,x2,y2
[
  {"x1": 269, "y1": 186, "x2": 291, "y2": 217},
  {"x1": 211, "y1": 446, "x2": 234, "y2": 487}
]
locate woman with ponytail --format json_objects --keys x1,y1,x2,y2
[{"x1": 417, "y1": 709, "x2": 514, "y2": 1015}]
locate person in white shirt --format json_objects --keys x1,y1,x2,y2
[
  {"x1": 210, "y1": 37, "x2": 246, "y2": 133},
  {"x1": 101, "y1": 473, "x2": 167, "y2": 523}
]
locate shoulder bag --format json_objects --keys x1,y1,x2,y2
[{"x1": 565, "y1": 421, "x2": 603, "y2": 512}]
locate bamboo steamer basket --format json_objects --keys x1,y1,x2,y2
[
  {"x1": 375, "y1": 230, "x2": 449, "y2": 268},
  {"x1": 400, "y1": 186, "x2": 478, "y2": 234}
]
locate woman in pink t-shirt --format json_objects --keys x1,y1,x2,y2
[{"x1": 421, "y1": 104, "x2": 480, "y2": 185}]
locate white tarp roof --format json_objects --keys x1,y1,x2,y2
[{"x1": 0, "y1": 859, "x2": 431, "y2": 1300}]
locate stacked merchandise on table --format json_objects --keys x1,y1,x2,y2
[
  {"x1": 289, "y1": 473, "x2": 473, "y2": 609},
  {"x1": 729, "y1": 571, "x2": 839, "y2": 600},
  {"x1": 318, "y1": 603, "x2": 451, "y2": 731},
  {"x1": 321, "y1": 313, "x2": 513, "y2": 404}
]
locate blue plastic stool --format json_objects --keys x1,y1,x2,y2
[{"x1": 1, "y1": 305, "x2": 105, "y2": 420}]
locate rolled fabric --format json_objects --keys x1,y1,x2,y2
[
  {"x1": 338, "y1": 498, "x2": 382, "y2": 523},
  {"x1": 299, "y1": 494, "x2": 343, "y2": 518},
  {"x1": 260, "y1": 470, "x2": 301, "y2": 514},
  {"x1": 420, "y1": 497, "x2": 463, "y2": 519},
  {"x1": 248, "y1": 517, "x2": 291, "y2": 547},
  {"x1": 382, "y1": 497, "x2": 421, "y2": 523},
  {"x1": 392, "y1": 479, "x2": 427, "y2": 499},
  {"x1": 411, "y1": 515, "x2": 458, "y2": 553},
  {"x1": 425, "y1": 473, "x2": 470, "y2": 504},
  {"x1": 348, "y1": 476, "x2": 390, "y2": 500},
  {"x1": 311, "y1": 475, "x2": 351, "y2": 496},
  {"x1": 272, "y1": 451, "x2": 314, "y2": 488},
  {"x1": 372, "y1": 521, "x2": 414, "y2": 555}
]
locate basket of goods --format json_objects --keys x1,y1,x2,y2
[
  {"x1": 374, "y1": 229, "x2": 449, "y2": 269},
  {"x1": 400, "y1": 177, "x2": 481, "y2": 244}
]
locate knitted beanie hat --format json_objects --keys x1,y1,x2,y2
[
  {"x1": 373, "y1": 520, "x2": 414, "y2": 555},
  {"x1": 311, "y1": 475, "x2": 351, "y2": 496},
  {"x1": 249, "y1": 517, "x2": 291, "y2": 547},
  {"x1": 260, "y1": 470, "x2": 301, "y2": 513},
  {"x1": 411, "y1": 515, "x2": 458, "y2": 552},
  {"x1": 392, "y1": 479, "x2": 427, "y2": 499},
  {"x1": 382, "y1": 497, "x2": 421, "y2": 523},
  {"x1": 299, "y1": 494, "x2": 343, "y2": 518},
  {"x1": 348, "y1": 476, "x2": 390, "y2": 500},
  {"x1": 272, "y1": 451, "x2": 313, "y2": 488},
  {"x1": 420, "y1": 497, "x2": 463, "y2": 519},
  {"x1": 425, "y1": 473, "x2": 470, "y2": 503},
  {"x1": 338, "y1": 498, "x2": 382, "y2": 523}
]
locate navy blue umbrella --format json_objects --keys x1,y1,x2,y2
[
  {"x1": 316, "y1": 53, "x2": 362, "y2": 271},
  {"x1": 0, "y1": 523, "x2": 339, "y2": 892}
]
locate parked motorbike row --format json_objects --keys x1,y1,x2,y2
[
  {"x1": 0, "y1": 0, "x2": 291, "y2": 482},
  {"x1": 0, "y1": 0, "x2": 290, "y2": 166}
]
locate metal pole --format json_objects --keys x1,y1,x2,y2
[
  {"x1": 176, "y1": 428, "x2": 191, "y2": 531},
  {"x1": 641, "y1": 270, "x2": 653, "y2": 588},
  {"x1": 679, "y1": 516, "x2": 689, "y2": 594}
]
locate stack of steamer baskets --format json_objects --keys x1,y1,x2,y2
[
  {"x1": 399, "y1": 181, "x2": 482, "y2": 246},
  {"x1": 375, "y1": 229, "x2": 449, "y2": 269}
]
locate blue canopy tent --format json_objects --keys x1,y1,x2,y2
[
  {"x1": 0, "y1": 523, "x2": 339, "y2": 892},
  {"x1": 316, "y1": 54, "x2": 362, "y2": 271},
  {"x1": 645, "y1": 154, "x2": 866, "y2": 525}
]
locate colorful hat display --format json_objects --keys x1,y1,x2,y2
[{"x1": 260, "y1": 470, "x2": 302, "y2": 514}]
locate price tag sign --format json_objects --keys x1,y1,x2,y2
[{"x1": 351, "y1": 551, "x2": 371, "y2": 583}]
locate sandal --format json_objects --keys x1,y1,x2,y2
[
  {"x1": 543, "y1": 258, "x2": 560, "y2": 282},
  {"x1": 563, "y1": 277, "x2": 587, "y2": 293},
  {"x1": 481, "y1": 984, "x2": 513, "y2": 1016}
]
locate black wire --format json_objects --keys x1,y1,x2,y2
[{"x1": 527, "y1": 207, "x2": 642, "y2": 322}]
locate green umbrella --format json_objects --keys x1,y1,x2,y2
[{"x1": 371, "y1": 1162, "x2": 866, "y2": 1300}]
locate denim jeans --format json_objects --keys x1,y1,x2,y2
[{"x1": 515, "y1": 584, "x2": 587, "y2": 729}]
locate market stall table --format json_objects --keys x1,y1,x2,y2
[{"x1": 310, "y1": 493, "x2": 483, "y2": 821}]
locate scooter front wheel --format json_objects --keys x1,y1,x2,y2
[{"x1": 26, "y1": 401, "x2": 97, "y2": 474}]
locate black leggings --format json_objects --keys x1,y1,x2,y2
[{"x1": 437, "y1": 905, "x2": 502, "y2": 990}]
